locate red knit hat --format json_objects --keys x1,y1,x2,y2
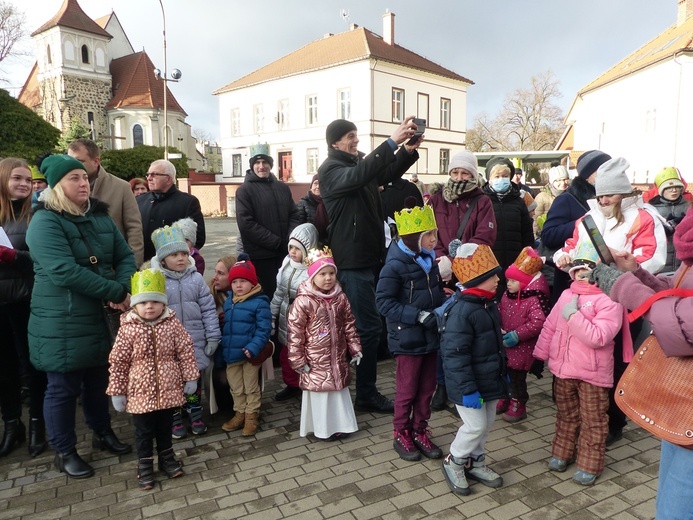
[
  {"x1": 228, "y1": 257, "x2": 258, "y2": 285},
  {"x1": 505, "y1": 247, "x2": 543, "y2": 289},
  {"x1": 674, "y1": 209, "x2": 693, "y2": 266}
]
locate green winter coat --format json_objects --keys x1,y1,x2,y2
[{"x1": 26, "y1": 199, "x2": 137, "y2": 372}]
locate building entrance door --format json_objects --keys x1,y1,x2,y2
[{"x1": 278, "y1": 152, "x2": 293, "y2": 181}]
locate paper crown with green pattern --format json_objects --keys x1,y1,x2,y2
[
  {"x1": 130, "y1": 269, "x2": 168, "y2": 306},
  {"x1": 394, "y1": 205, "x2": 437, "y2": 236},
  {"x1": 568, "y1": 240, "x2": 600, "y2": 279},
  {"x1": 151, "y1": 225, "x2": 189, "y2": 262}
]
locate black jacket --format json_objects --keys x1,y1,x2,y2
[
  {"x1": 440, "y1": 291, "x2": 509, "y2": 404},
  {"x1": 137, "y1": 185, "x2": 206, "y2": 260},
  {"x1": 235, "y1": 170, "x2": 300, "y2": 261},
  {"x1": 0, "y1": 200, "x2": 33, "y2": 305},
  {"x1": 380, "y1": 178, "x2": 423, "y2": 220},
  {"x1": 482, "y1": 183, "x2": 534, "y2": 271},
  {"x1": 376, "y1": 242, "x2": 445, "y2": 355},
  {"x1": 296, "y1": 191, "x2": 318, "y2": 224},
  {"x1": 540, "y1": 177, "x2": 594, "y2": 250},
  {"x1": 318, "y1": 142, "x2": 418, "y2": 270}
]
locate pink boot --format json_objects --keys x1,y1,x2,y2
[
  {"x1": 502, "y1": 399, "x2": 527, "y2": 423},
  {"x1": 496, "y1": 399, "x2": 509, "y2": 415}
]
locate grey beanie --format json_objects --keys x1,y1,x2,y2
[
  {"x1": 448, "y1": 151, "x2": 478, "y2": 177},
  {"x1": 595, "y1": 157, "x2": 633, "y2": 197},
  {"x1": 173, "y1": 217, "x2": 197, "y2": 244},
  {"x1": 577, "y1": 150, "x2": 611, "y2": 180}
]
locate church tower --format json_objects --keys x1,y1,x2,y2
[{"x1": 29, "y1": 0, "x2": 112, "y2": 136}]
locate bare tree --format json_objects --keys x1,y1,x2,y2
[
  {"x1": 469, "y1": 70, "x2": 565, "y2": 152},
  {"x1": 0, "y1": 2, "x2": 27, "y2": 76},
  {"x1": 192, "y1": 127, "x2": 214, "y2": 144}
]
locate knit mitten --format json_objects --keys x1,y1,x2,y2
[{"x1": 588, "y1": 263, "x2": 626, "y2": 296}]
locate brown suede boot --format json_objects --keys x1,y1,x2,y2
[
  {"x1": 222, "y1": 412, "x2": 245, "y2": 432},
  {"x1": 242, "y1": 412, "x2": 259, "y2": 437}
]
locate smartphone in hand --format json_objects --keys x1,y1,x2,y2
[
  {"x1": 581, "y1": 215, "x2": 615, "y2": 264},
  {"x1": 407, "y1": 118, "x2": 426, "y2": 145}
]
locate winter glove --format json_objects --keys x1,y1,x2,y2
[
  {"x1": 111, "y1": 395, "x2": 127, "y2": 412},
  {"x1": 204, "y1": 339, "x2": 219, "y2": 357},
  {"x1": 417, "y1": 311, "x2": 438, "y2": 331},
  {"x1": 437, "y1": 255, "x2": 452, "y2": 282},
  {"x1": 561, "y1": 295, "x2": 580, "y2": 321},
  {"x1": 502, "y1": 330, "x2": 520, "y2": 348},
  {"x1": 0, "y1": 245, "x2": 17, "y2": 264},
  {"x1": 349, "y1": 352, "x2": 363, "y2": 366},
  {"x1": 183, "y1": 380, "x2": 197, "y2": 395},
  {"x1": 462, "y1": 391, "x2": 483, "y2": 409},
  {"x1": 529, "y1": 359, "x2": 545, "y2": 379},
  {"x1": 588, "y1": 262, "x2": 626, "y2": 297}
]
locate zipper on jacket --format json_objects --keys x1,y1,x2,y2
[
  {"x1": 426, "y1": 273, "x2": 434, "y2": 306},
  {"x1": 152, "y1": 327, "x2": 161, "y2": 409},
  {"x1": 409, "y1": 281, "x2": 414, "y2": 303}
]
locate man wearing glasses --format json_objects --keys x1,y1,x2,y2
[{"x1": 137, "y1": 159, "x2": 206, "y2": 260}]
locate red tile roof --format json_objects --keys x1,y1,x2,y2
[
  {"x1": 32, "y1": 0, "x2": 111, "y2": 38},
  {"x1": 106, "y1": 51, "x2": 186, "y2": 115},
  {"x1": 17, "y1": 62, "x2": 41, "y2": 109},
  {"x1": 214, "y1": 26, "x2": 473, "y2": 95}
]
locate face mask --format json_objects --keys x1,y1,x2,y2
[
  {"x1": 491, "y1": 178, "x2": 511, "y2": 193},
  {"x1": 598, "y1": 204, "x2": 614, "y2": 217}
]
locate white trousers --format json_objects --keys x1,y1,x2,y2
[{"x1": 450, "y1": 400, "x2": 498, "y2": 460}]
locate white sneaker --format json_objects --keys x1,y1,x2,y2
[
  {"x1": 441, "y1": 454, "x2": 470, "y2": 495},
  {"x1": 465, "y1": 455, "x2": 503, "y2": 488}
]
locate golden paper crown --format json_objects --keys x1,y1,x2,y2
[
  {"x1": 451, "y1": 243, "x2": 501, "y2": 287},
  {"x1": 394, "y1": 205, "x2": 437, "y2": 236},
  {"x1": 304, "y1": 246, "x2": 334, "y2": 267},
  {"x1": 512, "y1": 246, "x2": 544, "y2": 276},
  {"x1": 130, "y1": 269, "x2": 168, "y2": 306}
]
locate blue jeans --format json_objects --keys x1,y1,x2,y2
[
  {"x1": 656, "y1": 440, "x2": 693, "y2": 520},
  {"x1": 44, "y1": 366, "x2": 112, "y2": 453},
  {"x1": 338, "y1": 267, "x2": 382, "y2": 401}
]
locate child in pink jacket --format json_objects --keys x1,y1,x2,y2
[{"x1": 534, "y1": 242, "x2": 631, "y2": 486}]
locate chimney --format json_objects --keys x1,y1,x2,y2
[
  {"x1": 678, "y1": 0, "x2": 693, "y2": 26},
  {"x1": 383, "y1": 10, "x2": 395, "y2": 45}
]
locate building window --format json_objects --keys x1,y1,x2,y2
[
  {"x1": 338, "y1": 89, "x2": 351, "y2": 119},
  {"x1": 440, "y1": 98, "x2": 451, "y2": 130},
  {"x1": 232, "y1": 154, "x2": 243, "y2": 177},
  {"x1": 133, "y1": 124, "x2": 144, "y2": 146},
  {"x1": 278, "y1": 99, "x2": 289, "y2": 130},
  {"x1": 231, "y1": 108, "x2": 240, "y2": 136},
  {"x1": 81, "y1": 44, "x2": 89, "y2": 64},
  {"x1": 253, "y1": 104, "x2": 264, "y2": 133},
  {"x1": 439, "y1": 149, "x2": 450, "y2": 174},
  {"x1": 307, "y1": 95, "x2": 318, "y2": 126},
  {"x1": 46, "y1": 44, "x2": 52, "y2": 64},
  {"x1": 392, "y1": 88, "x2": 404, "y2": 122},
  {"x1": 307, "y1": 148, "x2": 319, "y2": 174}
]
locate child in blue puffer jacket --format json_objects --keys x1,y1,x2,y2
[{"x1": 220, "y1": 256, "x2": 271, "y2": 437}]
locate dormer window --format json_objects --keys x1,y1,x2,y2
[{"x1": 81, "y1": 44, "x2": 89, "y2": 64}]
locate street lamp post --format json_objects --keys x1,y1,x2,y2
[{"x1": 154, "y1": 0, "x2": 181, "y2": 161}]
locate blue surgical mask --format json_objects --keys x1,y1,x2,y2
[{"x1": 491, "y1": 178, "x2": 511, "y2": 192}]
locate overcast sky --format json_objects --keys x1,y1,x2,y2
[{"x1": 3, "y1": 0, "x2": 676, "y2": 141}]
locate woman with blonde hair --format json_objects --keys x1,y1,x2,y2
[{"x1": 27, "y1": 155, "x2": 136, "y2": 478}]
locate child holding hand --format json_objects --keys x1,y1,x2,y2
[
  {"x1": 286, "y1": 247, "x2": 362, "y2": 441},
  {"x1": 107, "y1": 269, "x2": 200, "y2": 490}
]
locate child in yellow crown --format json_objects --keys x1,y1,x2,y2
[{"x1": 107, "y1": 269, "x2": 199, "y2": 490}]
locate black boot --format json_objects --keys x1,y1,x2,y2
[
  {"x1": 54, "y1": 450, "x2": 94, "y2": 479},
  {"x1": 431, "y1": 385, "x2": 448, "y2": 411},
  {"x1": 92, "y1": 428, "x2": 132, "y2": 455},
  {"x1": 158, "y1": 447, "x2": 183, "y2": 478},
  {"x1": 28, "y1": 418, "x2": 46, "y2": 458},
  {"x1": 0, "y1": 419, "x2": 26, "y2": 457},
  {"x1": 137, "y1": 457, "x2": 155, "y2": 490}
]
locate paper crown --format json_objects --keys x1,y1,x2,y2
[
  {"x1": 305, "y1": 246, "x2": 337, "y2": 278},
  {"x1": 394, "y1": 205, "x2": 437, "y2": 236},
  {"x1": 130, "y1": 269, "x2": 167, "y2": 306},
  {"x1": 655, "y1": 166, "x2": 685, "y2": 195},
  {"x1": 151, "y1": 226, "x2": 189, "y2": 262},
  {"x1": 449, "y1": 240, "x2": 501, "y2": 288},
  {"x1": 568, "y1": 240, "x2": 600, "y2": 279},
  {"x1": 505, "y1": 247, "x2": 544, "y2": 289}
]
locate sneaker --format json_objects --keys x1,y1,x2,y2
[
  {"x1": 393, "y1": 429, "x2": 421, "y2": 461},
  {"x1": 186, "y1": 405, "x2": 207, "y2": 435},
  {"x1": 413, "y1": 429, "x2": 442, "y2": 459},
  {"x1": 441, "y1": 454, "x2": 470, "y2": 495},
  {"x1": 496, "y1": 398, "x2": 509, "y2": 415},
  {"x1": 190, "y1": 418, "x2": 207, "y2": 435},
  {"x1": 465, "y1": 454, "x2": 503, "y2": 488},
  {"x1": 502, "y1": 399, "x2": 527, "y2": 423},
  {"x1": 355, "y1": 392, "x2": 394, "y2": 413},
  {"x1": 572, "y1": 469, "x2": 599, "y2": 486},
  {"x1": 548, "y1": 456, "x2": 569, "y2": 472},
  {"x1": 171, "y1": 411, "x2": 187, "y2": 439}
]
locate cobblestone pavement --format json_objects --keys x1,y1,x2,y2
[{"x1": 0, "y1": 360, "x2": 658, "y2": 520}]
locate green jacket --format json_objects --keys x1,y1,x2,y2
[{"x1": 27, "y1": 199, "x2": 136, "y2": 372}]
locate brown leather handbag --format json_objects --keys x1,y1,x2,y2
[
  {"x1": 614, "y1": 272, "x2": 693, "y2": 447},
  {"x1": 249, "y1": 340, "x2": 275, "y2": 367}
]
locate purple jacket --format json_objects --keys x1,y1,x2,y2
[
  {"x1": 609, "y1": 264, "x2": 693, "y2": 357},
  {"x1": 534, "y1": 282, "x2": 624, "y2": 388},
  {"x1": 499, "y1": 274, "x2": 549, "y2": 371}
]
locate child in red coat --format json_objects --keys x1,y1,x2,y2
[{"x1": 498, "y1": 247, "x2": 550, "y2": 422}]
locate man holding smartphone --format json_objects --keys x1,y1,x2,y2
[{"x1": 318, "y1": 116, "x2": 423, "y2": 413}]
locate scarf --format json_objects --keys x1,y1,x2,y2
[
  {"x1": 462, "y1": 287, "x2": 496, "y2": 300},
  {"x1": 397, "y1": 240, "x2": 435, "y2": 273},
  {"x1": 442, "y1": 178, "x2": 477, "y2": 203},
  {"x1": 232, "y1": 283, "x2": 263, "y2": 303}
]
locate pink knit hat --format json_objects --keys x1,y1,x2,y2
[{"x1": 306, "y1": 247, "x2": 338, "y2": 280}]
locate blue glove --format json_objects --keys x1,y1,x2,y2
[
  {"x1": 503, "y1": 330, "x2": 520, "y2": 348},
  {"x1": 183, "y1": 380, "x2": 197, "y2": 395},
  {"x1": 111, "y1": 395, "x2": 127, "y2": 412},
  {"x1": 561, "y1": 295, "x2": 580, "y2": 320},
  {"x1": 462, "y1": 391, "x2": 483, "y2": 409}
]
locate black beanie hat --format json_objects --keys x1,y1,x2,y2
[
  {"x1": 485, "y1": 156, "x2": 515, "y2": 178},
  {"x1": 576, "y1": 150, "x2": 611, "y2": 180},
  {"x1": 249, "y1": 154, "x2": 273, "y2": 170},
  {"x1": 326, "y1": 119, "x2": 357, "y2": 146}
]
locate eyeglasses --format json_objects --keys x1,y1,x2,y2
[{"x1": 146, "y1": 172, "x2": 169, "y2": 178}]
